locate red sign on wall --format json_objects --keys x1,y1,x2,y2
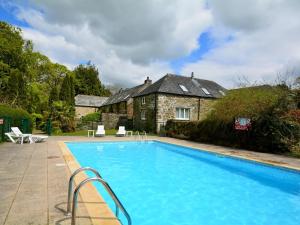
[{"x1": 235, "y1": 118, "x2": 251, "y2": 130}]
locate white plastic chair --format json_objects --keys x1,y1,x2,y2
[
  {"x1": 116, "y1": 126, "x2": 126, "y2": 137},
  {"x1": 95, "y1": 125, "x2": 105, "y2": 137}
]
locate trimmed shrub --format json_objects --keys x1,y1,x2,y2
[
  {"x1": 0, "y1": 104, "x2": 32, "y2": 136},
  {"x1": 165, "y1": 120, "x2": 198, "y2": 139},
  {"x1": 166, "y1": 86, "x2": 300, "y2": 153},
  {"x1": 81, "y1": 112, "x2": 101, "y2": 122}
]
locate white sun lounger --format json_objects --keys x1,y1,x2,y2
[
  {"x1": 116, "y1": 126, "x2": 126, "y2": 137},
  {"x1": 95, "y1": 125, "x2": 105, "y2": 137},
  {"x1": 11, "y1": 127, "x2": 48, "y2": 143},
  {"x1": 30, "y1": 135, "x2": 48, "y2": 143},
  {"x1": 5, "y1": 131, "x2": 33, "y2": 144}
]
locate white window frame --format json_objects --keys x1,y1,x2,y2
[
  {"x1": 141, "y1": 97, "x2": 146, "y2": 105},
  {"x1": 179, "y1": 84, "x2": 188, "y2": 92},
  {"x1": 141, "y1": 110, "x2": 146, "y2": 120},
  {"x1": 219, "y1": 90, "x2": 225, "y2": 96},
  {"x1": 175, "y1": 108, "x2": 190, "y2": 120},
  {"x1": 201, "y1": 88, "x2": 210, "y2": 95}
]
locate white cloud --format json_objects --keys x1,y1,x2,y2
[
  {"x1": 182, "y1": 0, "x2": 300, "y2": 88},
  {"x1": 5, "y1": 0, "x2": 300, "y2": 88},
  {"x1": 9, "y1": 0, "x2": 212, "y2": 87}
]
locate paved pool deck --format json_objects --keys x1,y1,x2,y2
[{"x1": 1, "y1": 135, "x2": 300, "y2": 225}]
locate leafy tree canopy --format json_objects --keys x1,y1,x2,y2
[
  {"x1": 74, "y1": 64, "x2": 111, "y2": 96},
  {"x1": 0, "y1": 21, "x2": 111, "y2": 132}
]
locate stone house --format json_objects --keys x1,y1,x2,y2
[
  {"x1": 133, "y1": 74, "x2": 226, "y2": 133},
  {"x1": 99, "y1": 77, "x2": 152, "y2": 129},
  {"x1": 75, "y1": 95, "x2": 108, "y2": 118}
]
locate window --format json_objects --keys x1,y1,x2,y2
[
  {"x1": 141, "y1": 97, "x2": 146, "y2": 105},
  {"x1": 201, "y1": 88, "x2": 210, "y2": 95},
  {"x1": 219, "y1": 90, "x2": 225, "y2": 96},
  {"x1": 179, "y1": 84, "x2": 188, "y2": 92},
  {"x1": 176, "y1": 108, "x2": 190, "y2": 120},
  {"x1": 141, "y1": 110, "x2": 146, "y2": 120}
]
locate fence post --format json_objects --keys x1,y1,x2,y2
[
  {"x1": 46, "y1": 119, "x2": 52, "y2": 136},
  {"x1": 0, "y1": 116, "x2": 12, "y2": 142},
  {"x1": 0, "y1": 118, "x2": 4, "y2": 142},
  {"x1": 21, "y1": 118, "x2": 30, "y2": 134}
]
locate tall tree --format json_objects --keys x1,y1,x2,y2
[
  {"x1": 0, "y1": 21, "x2": 25, "y2": 70},
  {"x1": 74, "y1": 64, "x2": 111, "y2": 96},
  {"x1": 59, "y1": 74, "x2": 75, "y2": 106},
  {"x1": 49, "y1": 86, "x2": 59, "y2": 105}
]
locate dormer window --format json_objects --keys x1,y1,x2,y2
[
  {"x1": 201, "y1": 88, "x2": 210, "y2": 95},
  {"x1": 179, "y1": 84, "x2": 188, "y2": 92},
  {"x1": 142, "y1": 97, "x2": 146, "y2": 105},
  {"x1": 219, "y1": 90, "x2": 225, "y2": 96}
]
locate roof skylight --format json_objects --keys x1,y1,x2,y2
[
  {"x1": 219, "y1": 90, "x2": 225, "y2": 96},
  {"x1": 201, "y1": 88, "x2": 210, "y2": 95},
  {"x1": 179, "y1": 84, "x2": 188, "y2": 92}
]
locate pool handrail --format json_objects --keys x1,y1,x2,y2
[
  {"x1": 67, "y1": 167, "x2": 132, "y2": 225},
  {"x1": 66, "y1": 167, "x2": 103, "y2": 214},
  {"x1": 142, "y1": 131, "x2": 147, "y2": 141},
  {"x1": 134, "y1": 131, "x2": 140, "y2": 141},
  {"x1": 71, "y1": 177, "x2": 132, "y2": 225}
]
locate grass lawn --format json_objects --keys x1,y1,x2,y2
[{"x1": 54, "y1": 129, "x2": 117, "y2": 136}]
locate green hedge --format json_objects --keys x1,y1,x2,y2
[
  {"x1": 0, "y1": 104, "x2": 32, "y2": 137},
  {"x1": 81, "y1": 112, "x2": 101, "y2": 122},
  {"x1": 165, "y1": 86, "x2": 300, "y2": 153},
  {"x1": 166, "y1": 116, "x2": 300, "y2": 153}
]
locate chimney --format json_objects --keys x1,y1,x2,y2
[
  {"x1": 144, "y1": 76, "x2": 152, "y2": 85},
  {"x1": 191, "y1": 72, "x2": 194, "y2": 79}
]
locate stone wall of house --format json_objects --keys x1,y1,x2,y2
[
  {"x1": 133, "y1": 94, "x2": 156, "y2": 132},
  {"x1": 75, "y1": 106, "x2": 98, "y2": 119},
  {"x1": 133, "y1": 94, "x2": 216, "y2": 133},
  {"x1": 101, "y1": 113, "x2": 128, "y2": 129},
  {"x1": 100, "y1": 105, "x2": 109, "y2": 113},
  {"x1": 100, "y1": 101, "x2": 127, "y2": 114},
  {"x1": 127, "y1": 98, "x2": 134, "y2": 119},
  {"x1": 156, "y1": 94, "x2": 199, "y2": 132}
]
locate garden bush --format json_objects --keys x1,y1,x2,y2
[
  {"x1": 81, "y1": 112, "x2": 101, "y2": 122},
  {"x1": 166, "y1": 85, "x2": 300, "y2": 153},
  {"x1": 0, "y1": 104, "x2": 32, "y2": 137},
  {"x1": 76, "y1": 112, "x2": 101, "y2": 130}
]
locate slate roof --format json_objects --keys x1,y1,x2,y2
[
  {"x1": 134, "y1": 74, "x2": 227, "y2": 98},
  {"x1": 102, "y1": 84, "x2": 145, "y2": 106},
  {"x1": 75, "y1": 95, "x2": 108, "y2": 107}
]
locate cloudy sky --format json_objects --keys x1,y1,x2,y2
[{"x1": 1, "y1": 0, "x2": 300, "y2": 88}]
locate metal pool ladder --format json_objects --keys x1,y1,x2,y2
[
  {"x1": 134, "y1": 131, "x2": 148, "y2": 142},
  {"x1": 134, "y1": 131, "x2": 141, "y2": 141},
  {"x1": 66, "y1": 167, "x2": 132, "y2": 225},
  {"x1": 141, "y1": 131, "x2": 148, "y2": 141}
]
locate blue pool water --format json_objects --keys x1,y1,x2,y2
[{"x1": 66, "y1": 141, "x2": 300, "y2": 225}]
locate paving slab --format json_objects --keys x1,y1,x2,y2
[{"x1": 0, "y1": 138, "x2": 92, "y2": 225}]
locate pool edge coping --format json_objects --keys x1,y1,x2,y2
[
  {"x1": 58, "y1": 141, "x2": 121, "y2": 225},
  {"x1": 154, "y1": 139, "x2": 300, "y2": 172}
]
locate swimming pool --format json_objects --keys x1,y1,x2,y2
[{"x1": 66, "y1": 141, "x2": 300, "y2": 225}]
